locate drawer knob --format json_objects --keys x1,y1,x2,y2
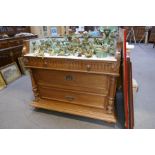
[
  {"x1": 65, "y1": 75, "x2": 73, "y2": 81},
  {"x1": 65, "y1": 96, "x2": 75, "y2": 101},
  {"x1": 44, "y1": 61, "x2": 48, "y2": 65},
  {"x1": 86, "y1": 64, "x2": 91, "y2": 71}
]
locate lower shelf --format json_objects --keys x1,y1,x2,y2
[{"x1": 32, "y1": 99, "x2": 117, "y2": 123}]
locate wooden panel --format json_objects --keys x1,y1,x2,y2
[
  {"x1": 33, "y1": 69, "x2": 109, "y2": 94},
  {"x1": 38, "y1": 86, "x2": 107, "y2": 109},
  {"x1": 32, "y1": 99, "x2": 116, "y2": 123}
]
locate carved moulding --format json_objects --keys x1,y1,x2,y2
[{"x1": 24, "y1": 56, "x2": 120, "y2": 76}]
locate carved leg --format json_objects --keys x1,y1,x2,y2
[
  {"x1": 29, "y1": 69, "x2": 39, "y2": 101},
  {"x1": 107, "y1": 77, "x2": 117, "y2": 114}
]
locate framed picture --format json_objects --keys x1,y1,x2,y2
[
  {"x1": 18, "y1": 57, "x2": 30, "y2": 75},
  {"x1": 43, "y1": 26, "x2": 47, "y2": 31},
  {"x1": 51, "y1": 27, "x2": 58, "y2": 36},
  {"x1": 0, "y1": 62, "x2": 21, "y2": 84},
  {"x1": 18, "y1": 57, "x2": 27, "y2": 74},
  {"x1": 0, "y1": 73, "x2": 6, "y2": 90}
]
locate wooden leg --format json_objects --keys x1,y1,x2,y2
[{"x1": 29, "y1": 69, "x2": 40, "y2": 101}]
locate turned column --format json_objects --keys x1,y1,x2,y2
[
  {"x1": 29, "y1": 69, "x2": 39, "y2": 101},
  {"x1": 107, "y1": 76, "x2": 117, "y2": 114}
]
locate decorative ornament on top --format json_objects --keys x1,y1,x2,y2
[{"x1": 29, "y1": 27, "x2": 118, "y2": 58}]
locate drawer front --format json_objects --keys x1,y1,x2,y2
[
  {"x1": 38, "y1": 86, "x2": 106, "y2": 109},
  {"x1": 33, "y1": 69, "x2": 109, "y2": 95},
  {"x1": 24, "y1": 57, "x2": 120, "y2": 75}
]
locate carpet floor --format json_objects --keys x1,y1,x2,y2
[{"x1": 0, "y1": 44, "x2": 155, "y2": 129}]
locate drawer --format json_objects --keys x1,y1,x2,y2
[
  {"x1": 24, "y1": 57, "x2": 120, "y2": 76},
  {"x1": 33, "y1": 69, "x2": 109, "y2": 95},
  {"x1": 38, "y1": 86, "x2": 106, "y2": 109}
]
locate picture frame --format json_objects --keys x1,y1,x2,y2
[
  {"x1": 0, "y1": 62, "x2": 21, "y2": 84},
  {"x1": 51, "y1": 27, "x2": 58, "y2": 36},
  {"x1": 18, "y1": 57, "x2": 29, "y2": 75},
  {"x1": 18, "y1": 57, "x2": 26, "y2": 74},
  {"x1": 0, "y1": 72, "x2": 6, "y2": 90}
]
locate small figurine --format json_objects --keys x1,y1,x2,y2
[{"x1": 30, "y1": 27, "x2": 117, "y2": 58}]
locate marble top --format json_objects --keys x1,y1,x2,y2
[{"x1": 25, "y1": 53, "x2": 117, "y2": 62}]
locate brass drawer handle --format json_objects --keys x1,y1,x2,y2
[
  {"x1": 65, "y1": 75, "x2": 73, "y2": 81},
  {"x1": 44, "y1": 61, "x2": 48, "y2": 65},
  {"x1": 65, "y1": 96, "x2": 75, "y2": 101},
  {"x1": 86, "y1": 64, "x2": 91, "y2": 71}
]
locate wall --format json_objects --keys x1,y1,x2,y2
[{"x1": 30, "y1": 26, "x2": 69, "y2": 38}]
